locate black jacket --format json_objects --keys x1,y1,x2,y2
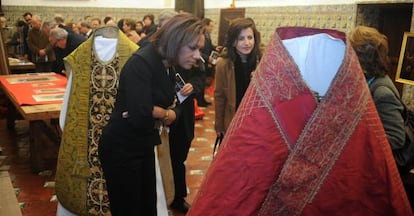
[
  {"x1": 53, "y1": 32, "x2": 86, "y2": 74},
  {"x1": 100, "y1": 44, "x2": 178, "y2": 161}
]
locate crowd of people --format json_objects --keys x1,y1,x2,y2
[
  {"x1": 0, "y1": 12, "x2": 167, "y2": 75},
  {"x1": 0, "y1": 8, "x2": 413, "y2": 216}
]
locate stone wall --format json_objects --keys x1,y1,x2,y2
[
  {"x1": 3, "y1": 2, "x2": 414, "y2": 107},
  {"x1": 3, "y1": 4, "x2": 356, "y2": 45}
]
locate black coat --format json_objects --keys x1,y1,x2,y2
[
  {"x1": 201, "y1": 33, "x2": 216, "y2": 72},
  {"x1": 169, "y1": 66, "x2": 204, "y2": 143},
  {"x1": 168, "y1": 66, "x2": 204, "y2": 199},
  {"x1": 53, "y1": 32, "x2": 86, "y2": 74},
  {"x1": 100, "y1": 44, "x2": 177, "y2": 163}
]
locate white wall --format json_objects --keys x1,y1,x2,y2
[{"x1": 2, "y1": 0, "x2": 368, "y2": 9}]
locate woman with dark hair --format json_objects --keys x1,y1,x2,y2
[
  {"x1": 350, "y1": 26, "x2": 414, "y2": 208},
  {"x1": 117, "y1": 18, "x2": 124, "y2": 32},
  {"x1": 142, "y1": 13, "x2": 157, "y2": 35},
  {"x1": 99, "y1": 13, "x2": 205, "y2": 215},
  {"x1": 214, "y1": 17, "x2": 262, "y2": 136},
  {"x1": 350, "y1": 25, "x2": 406, "y2": 164}
]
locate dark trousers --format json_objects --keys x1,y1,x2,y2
[
  {"x1": 35, "y1": 62, "x2": 53, "y2": 73},
  {"x1": 196, "y1": 71, "x2": 207, "y2": 103},
  {"x1": 100, "y1": 151, "x2": 157, "y2": 216},
  {"x1": 169, "y1": 134, "x2": 192, "y2": 199}
]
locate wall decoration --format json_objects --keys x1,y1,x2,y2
[
  {"x1": 396, "y1": 32, "x2": 414, "y2": 85},
  {"x1": 218, "y1": 8, "x2": 245, "y2": 46}
]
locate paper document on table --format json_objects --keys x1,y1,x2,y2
[
  {"x1": 6, "y1": 74, "x2": 60, "y2": 84},
  {"x1": 175, "y1": 73, "x2": 188, "y2": 103},
  {"x1": 34, "y1": 88, "x2": 66, "y2": 94},
  {"x1": 32, "y1": 93, "x2": 64, "y2": 102}
]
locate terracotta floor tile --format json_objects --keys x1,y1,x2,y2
[{"x1": 0, "y1": 93, "x2": 216, "y2": 215}]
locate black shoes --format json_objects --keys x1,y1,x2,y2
[
  {"x1": 197, "y1": 100, "x2": 212, "y2": 107},
  {"x1": 170, "y1": 198, "x2": 190, "y2": 214}
]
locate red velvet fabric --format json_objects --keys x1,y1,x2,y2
[{"x1": 188, "y1": 27, "x2": 412, "y2": 216}]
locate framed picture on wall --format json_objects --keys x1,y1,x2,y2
[
  {"x1": 396, "y1": 32, "x2": 414, "y2": 85},
  {"x1": 218, "y1": 8, "x2": 245, "y2": 46}
]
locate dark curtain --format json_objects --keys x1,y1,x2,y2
[
  {"x1": 0, "y1": 0, "x2": 3, "y2": 16},
  {"x1": 175, "y1": 0, "x2": 204, "y2": 19}
]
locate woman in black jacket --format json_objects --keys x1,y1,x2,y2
[{"x1": 99, "y1": 14, "x2": 205, "y2": 215}]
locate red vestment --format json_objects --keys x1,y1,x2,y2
[{"x1": 188, "y1": 27, "x2": 413, "y2": 216}]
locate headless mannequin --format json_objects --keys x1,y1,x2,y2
[
  {"x1": 282, "y1": 33, "x2": 345, "y2": 98},
  {"x1": 57, "y1": 27, "x2": 168, "y2": 216}
]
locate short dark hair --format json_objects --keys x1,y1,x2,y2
[
  {"x1": 23, "y1": 12, "x2": 32, "y2": 17},
  {"x1": 143, "y1": 14, "x2": 155, "y2": 23},
  {"x1": 103, "y1": 16, "x2": 112, "y2": 24},
  {"x1": 150, "y1": 13, "x2": 205, "y2": 66},
  {"x1": 117, "y1": 18, "x2": 124, "y2": 32},
  {"x1": 16, "y1": 20, "x2": 26, "y2": 27}
]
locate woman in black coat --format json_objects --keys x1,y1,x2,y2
[{"x1": 99, "y1": 14, "x2": 206, "y2": 215}]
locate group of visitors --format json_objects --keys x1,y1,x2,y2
[{"x1": 1, "y1": 7, "x2": 413, "y2": 216}]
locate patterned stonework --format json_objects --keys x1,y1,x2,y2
[
  {"x1": 3, "y1": 1, "x2": 414, "y2": 105},
  {"x1": 2, "y1": 2, "x2": 412, "y2": 45},
  {"x1": 2, "y1": 4, "x2": 356, "y2": 46}
]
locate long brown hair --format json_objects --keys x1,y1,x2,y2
[{"x1": 223, "y1": 17, "x2": 261, "y2": 62}]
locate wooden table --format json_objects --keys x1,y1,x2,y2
[
  {"x1": 9, "y1": 59, "x2": 36, "y2": 74},
  {"x1": 9, "y1": 60, "x2": 36, "y2": 72},
  {"x1": 0, "y1": 73, "x2": 65, "y2": 172}
]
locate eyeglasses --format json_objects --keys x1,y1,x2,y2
[
  {"x1": 50, "y1": 38, "x2": 61, "y2": 47},
  {"x1": 24, "y1": 18, "x2": 31, "y2": 22}
]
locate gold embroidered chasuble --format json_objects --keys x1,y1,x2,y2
[{"x1": 55, "y1": 28, "x2": 138, "y2": 215}]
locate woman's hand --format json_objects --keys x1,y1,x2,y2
[
  {"x1": 152, "y1": 106, "x2": 165, "y2": 119},
  {"x1": 179, "y1": 83, "x2": 193, "y2": 96},
  {"x1": 162, "y1": 109, "x2": 176, "y2": 126},
  {"x1": 152, "y1": 106, "x2": 176, "y2": 126}
]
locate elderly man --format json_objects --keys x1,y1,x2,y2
[
  {"x1": 49, "y1": 27, "x2": 85, "y2": 75},
  {"x1": 27, "y1": 15, "x2": 56, "y2": 72},
  {"x1": 0, "y1": 16, "x2": 13, "y2": 45}
]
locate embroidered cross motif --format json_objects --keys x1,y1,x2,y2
[{"x1": 95, "y1": 67, "x2": 114, "y2": 87}]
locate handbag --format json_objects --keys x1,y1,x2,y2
[
  {"x1": 212, "y1": 133, "x2": 224, "y2": 157},
  {"x1": 395, "y1": 109, "x2": 414, "y2": 173}
]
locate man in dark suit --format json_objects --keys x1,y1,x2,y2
[
  {"x1": 169, "y1": 65, "x2": 204, "y2": 214},
  {"x1": 22, "y1": 12, "x2": 32, "y2": 60},
  {"x1": 198, "y1": 18, "x2": 221, "y2": 107},
  {"x1": 48, "y1": 27, "x2": 86, "y2": 75}
]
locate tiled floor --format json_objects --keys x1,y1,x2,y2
[{"x1": 0, "y1": 92, "x2": 216, "y2": 216}]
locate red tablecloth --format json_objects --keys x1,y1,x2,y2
[{"x1": 0, "y1": 73, "x2": 67, "y2": 105}]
